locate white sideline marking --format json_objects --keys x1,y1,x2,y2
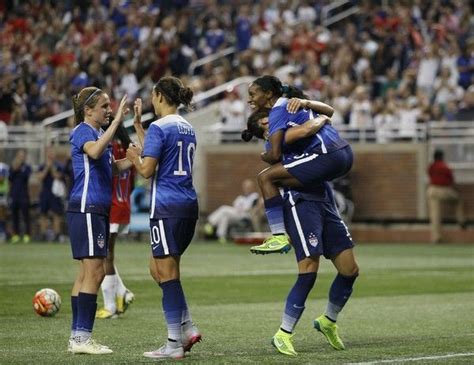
[{"x1": 346, "y1": 352, "x2": 474, "y2": 365}]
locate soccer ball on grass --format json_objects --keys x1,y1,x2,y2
[{"x1": 33, "y1": 288, "x2": 61, "y2": 317}]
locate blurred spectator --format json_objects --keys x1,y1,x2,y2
[
  {"x1": 426, "y1": 150, "x2": 466, "y2": 244},
  {"x1": 444, "y1": 100, "x2": 459, "y2": 122},
  {"x1": 374, "y1": 102, "x2": 397, "y2": 143},
  {"x1": 0, "y1": 162, "x2": 8, "y2": 242},
  {"x1": 0, "y1": 120, "x2": 8, "y2": 141},
  {"x1": 397, "y1": 93, "x2": 421, "y2": 140},
  {"x1": 203, "y1": 178, "x2": 259, "y2": 243},
  {"x1": 457, "y1": 45, "x2": 474, "y2": 90},
  {"x1": 217, "y1": 88, "x2": 246, "y2": 142},
  {"x1": 455, "y1": 85, "x2": 474, "y2": 121},
  {"x1": 349, "y1": 86, "x2": 373, "y2": 130},
  {"x1": 235, "y1": 5, "x2": 252, "y2": 52},
  {"x1": 8, "y1": 150, "x2": 31, "y2": 244},
  {"x1": 0, "y1": 79, "x2": 14, "y2": 124},
  {"x1": 204, "y1": 18, "x2": 225, "y2": 55},
  {"x1": 37, "y1": 147, "x2": 66, "y2": 242},
  {"x1": 434, "y1": 67, "x2": 464, "y2": 106},
  {"x1": 416, "y1": 45, "x2": 439, "y2": 97}
]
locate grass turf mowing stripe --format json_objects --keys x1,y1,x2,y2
[{"x1": 346, "y1": 352, "x2": 474, "y2": 364}]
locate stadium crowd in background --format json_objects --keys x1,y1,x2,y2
[{"x1": 0, "y1": 0, "x2": 472, "y2": 133}]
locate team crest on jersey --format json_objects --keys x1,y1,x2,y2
[
  {"x1": 97, "y1": 234, "x2": 105, "y2": 248},
  {"x1": 308, "y1": 232, "x2": 319, "y2": 247}
]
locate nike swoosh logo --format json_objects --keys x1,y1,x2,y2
[
  {"x1": 293, "y1": 304, "x2": 305, "y2": 309},
  {"x1": 268, "y1": 242, "x2": 288, "y2": 248},
  {"x1": 273, "y1": 338, "x2": 284, "y2": 347}
]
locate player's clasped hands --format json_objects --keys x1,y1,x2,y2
[{"x1": 126, "y1": 143, "x2": 142, "y2": 162}]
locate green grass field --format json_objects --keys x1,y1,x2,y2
[{"x1": 1, "y1": 242, "x2": 473, "y2": 364}]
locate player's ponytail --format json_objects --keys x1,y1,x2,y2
[
  {"x1": 282, "y1": 84, "x2": 306, "y2": 99},
  {"x1": 178, "y1": 86, "x2": 194, "y2": 111},
  {"x1": 154, "y1": 76, "x2": 194, "y2": 111},
  {"x1": 241, "y1": 129, "x2": 254, "y2": 142},
  {"x1": 72, "y1": 94, "x2": 84, "y2": 125}
]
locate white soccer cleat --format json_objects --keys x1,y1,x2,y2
[
  {"x1": 70, "y1": 338, "x2": 113, "y2": 355},
  {"x1": 143, "y1": 344, "x2": 184, "y2": 359},
  {"x1": 116, "y1": 289, "x2": 135, "y2": 314},
  {"x1": 125, "y1": 289, "x2": 135, "y2": 304},
  {"x1": 182, "y1": 323, "x2": 202, "y2": 352}
]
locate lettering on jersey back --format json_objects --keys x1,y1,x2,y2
[{"x1": 177, "y1": 123, "x2": 195, "y2": 136}]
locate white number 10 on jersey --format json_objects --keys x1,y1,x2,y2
[{"x1": 174, "y1": 140, "x2": 196, "y2": 176}]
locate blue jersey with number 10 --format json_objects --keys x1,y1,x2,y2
[{"x1": 143, "y1": 114, "x2": 198, "y2": 219}]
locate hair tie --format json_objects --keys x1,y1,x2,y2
[{"x1": 281, "y1": 84, "x2": 290, "y2": 94}]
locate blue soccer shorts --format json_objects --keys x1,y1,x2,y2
[
  {"x1": 67, "y1": 212, "x2": 109, "y2": 259},
  {"x1": 149, "y1": 218, "x2": 197, "y2": 257},
  {"x1": 284, "y1": 191, "x2": 354, "y2": 262},
  {"x1": 283, "y1": 145, "x2": 353, "y2": 186}
]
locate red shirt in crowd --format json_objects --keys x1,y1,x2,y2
[
  {"x1": 110, "y1": 141, "x2": 135, "y2": 224},
  {"x1": 428, "y1": 161, "x2": 454, "y2": 186}
]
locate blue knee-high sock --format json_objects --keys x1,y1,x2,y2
[
  {"x1": 264, "y1": 195, "x2": 286, "y2": 235},
  {"x1": 76, "y1": 292, "x2": 97, "y2": 340},
  {"x1": 173, "y1": 282, "x2": 192, "y2": 325},
  {"x1": 71, "y1": 296, "x2": 78, "y2": 336},
  {"x1": 160, "y1": 279, "x2": 186, "y2": 343},
  {"x1": 326, "y1": 273, "x2": 358, "y2": 322},
  {"x1": 281, "y1": 272, "x2": 317, "y2": 333}
]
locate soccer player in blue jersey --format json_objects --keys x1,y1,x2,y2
[
  {"x1": 126, "y1": 76, "x2": 201, "y2": 360},
  {"x1": 67, "y1": 87, "x2": 132, "y2": 355},
  {"x1": 243, "y1": 112, "x2": 359, "y2": 356},
  {"x1": 247, "y1": 75, "x2": 353, "y2": 254}
]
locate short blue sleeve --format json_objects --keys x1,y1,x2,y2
[
  {"x1": 269, "y1": 105, "x2": 289, "y2": 136},
  {"x1": 143, "y1": 124, "x2": 165, "y2": 159},
  {"x1": 71, "y1": 126, "x2": 96, "y2": 152}
]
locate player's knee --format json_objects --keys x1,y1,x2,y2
[
  {"x1": 257, "y1": 168, "x2": 276, "y2": 187},
  {"x1": 339, "y1": 264, "x2": 359, "y2": 278},
  {"x1": 87, "y1": 265, "x2": 105, "y2": 285},
  {"x1": 256, "y1": 170, "x2": 268, "y2": 187},
  {"x1": 149, "y1": 266, "x2": 160, "y2": 283}
]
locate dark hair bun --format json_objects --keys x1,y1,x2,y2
[
  {"x1": 178, "y1": 87, "x2": 193, "y2": 105},
  {"x1": 241, "y1": 129, "x2": 253, "y2": 142}
]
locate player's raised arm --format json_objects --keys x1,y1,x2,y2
[
  {"x1": 133, "y1": 98, "x2": 145, "y2": 148},
  {"x1": 287, "y1": 98, "x2": 334, "y2": 117},
  {"x1": 83, "y1": 95, "x2": 129, "y2": 160}
]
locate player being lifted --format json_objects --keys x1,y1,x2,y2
[{"x1": 247, "y1": 75, "x2": 352, "y2": 255}]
